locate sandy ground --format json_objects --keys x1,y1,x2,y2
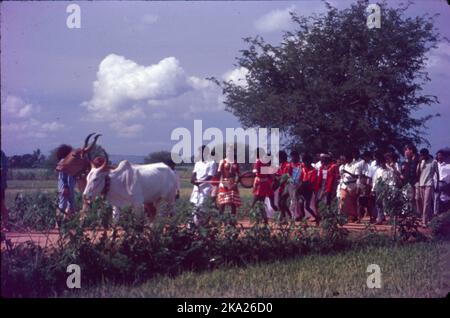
[{"x1": 1, "y1": 216, "x2": 426, "y2": 250}]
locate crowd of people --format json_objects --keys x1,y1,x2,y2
[
  {"x1": 1, "y1": 143, "x2": 449, "y2": 231},
  {"x1": 189, "y1": 144, "x2": 450, "y2": 228}
]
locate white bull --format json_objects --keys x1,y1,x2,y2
[{"x1": 83, "y1": 159, "x2": 178, "y2": 222}]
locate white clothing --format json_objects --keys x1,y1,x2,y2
[
  {"x1": 190, "y1": 161, "x2": 215, "y2": 207},
  {"x1": 372, "y1": 166, "x2": 397, "y2": 190},
  {"x1": 438, "y1": 161, "x2": 450, "y2": 202}
]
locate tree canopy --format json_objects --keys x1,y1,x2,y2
[{"x1": 215, "y1": 0, "x2": 440, "y2": 156}]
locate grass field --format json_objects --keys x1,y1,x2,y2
[
  {"x1": 4, "y1": 169, "x2": 449, "y2": 298},
  {"x1": 64, "y1": 242, "x2": 445, "y2": 298}
]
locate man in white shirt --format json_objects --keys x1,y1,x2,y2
[
  {"x1": 356, "y1": 151, "x2": 375, "y2": 223},
  {"x1": 435, "y1": 149, "x2": 450, "y2": 214},
  {"x1": 190, "y1": 145, "x2": 215, "y2": 226},
  {"x1": 339, "y1": 151, "x2": 360, "y2": 222},
  {"x1": 372, "y1": 152, "x2": 399, "y2": 224}
]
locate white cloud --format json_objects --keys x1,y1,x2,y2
[
  {"x1": 223, "y1": 67, "x2": 249, "y2": 88},
  {"x1": 254, "y1": 6, "x2": 296, "y2": 33},
  {"x1": 41, "y1": 121, "x2": 64, "y2": 132},
  {"x1": 2, "y1": 118, "x2": 65, "y2": 139},
  {"x1": 1, "y1": 95, "x2": 66, "y2": 140},
  {"x1": 3, "y1": 95, "x2": 34, "y2": 118},
  {"x1": 83, "y1": 54, "x2": 225, "y2": 136},
  {"x1": 82, "y1": 54, "x2": 191, "y2": 123},
  {"x1": 110, "y1": 122, "x2": 144, "y2": 138}
]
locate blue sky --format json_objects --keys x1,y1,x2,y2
[{"x1": 1, "y1": 0, "x2": 449, "y2": 156}]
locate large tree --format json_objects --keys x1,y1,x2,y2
[{"x1": 215, "y1": 0, "x2": 440, "y2": 156}]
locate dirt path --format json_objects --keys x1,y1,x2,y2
[{"x1": 1, "y1": 216, "x2": 419, "y2": 250}]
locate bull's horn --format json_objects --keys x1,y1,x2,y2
[
  {"x1": 101, "y1": 149, "x2": 109, "y2": 170},
  {"x1": 83, "y1": 133, "x2": 96, "y2": 148},
  {"x1": 84, "y1": 134, "x2": 102, "y2": 153}
]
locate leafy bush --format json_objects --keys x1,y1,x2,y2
[
  {"x1": 8, "y1": 192, "x2": 59, "y2": 231},
  {"x1": 375, "y1": 181, "x2": 425, "y2": 242},
  {"x1": 430, "y1": 211, "x2": 450, "y2": 241},
  {"x1": 2, "y1": 194, "x2": 354, "y2": 297}
]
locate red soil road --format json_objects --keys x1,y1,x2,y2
[{"x1": 1, "y1": 217, "x2": 430, "y2": 250}]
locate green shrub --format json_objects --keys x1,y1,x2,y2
[
  {"x1": 375, "y1": 181, "x2": 425, "y2": 242},
  {"x1": 430, "y1": 211, "x2": 450, "y2": 241},
  {"x1": 0, "y1": 191, "x2": 414, "y2": 297},
  {"x1": 8, "y1": 192, "x2": 58, "y2": 231}
]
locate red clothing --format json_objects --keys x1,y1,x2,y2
[
  {"x1": 253, "y1": 159, "x2": 274, "y2": 197},
  {"x1": 301, "y1": 164, "x2": 318, "y2": 191},
  {"x1": 217, "y1": 159, "x2": 241, "y2": 206},
  {"x1": 317, "y1": 163, "x2": 338, "y2": 193}
]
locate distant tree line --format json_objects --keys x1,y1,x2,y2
[
  {"x1": 5, "y1": 144, "x2": 108, "y2": 169},
  {"x1": 7, "y1": 149, "x2": 47, "y2": 169}
]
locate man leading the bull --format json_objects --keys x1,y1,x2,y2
[{"x1": 55, "y1": 144, "x2": 77, "y2": 228}]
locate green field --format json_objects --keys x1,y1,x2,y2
[
  {"x1": 64, "y1": 242, "x2": 446, "y2": 298},
  {"x1": 4, "y1": 169, "x2": 449, "y2": 298}
]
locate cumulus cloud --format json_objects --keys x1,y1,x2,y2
[
  {"x1": 223, "y1": 67, "x2": 249, "y2": 88},
  {"x1": 4, "y1": 95, "x2": 34, "y2": 118},
  {"x1": 41, "y1": 121, "x2": 64, "y2": 132},
  {"x1": 2, "y1": 118, "x2": 64, "y2": 139},
  {"x1": 110, "y1": 122, "x2": 144, "y2": 138},
  {"x1": 254, "y1": 6, "x2": 296, "y2": 33},
  {"x1": 82, "y1": 54, "x2": 191, "y2": 122},
  {"x1": 1, "y1": 94, "x2": 66, "y2": 140},
  {"x1": 83, "y1": 54, "x2": 225, "y2": 137}
]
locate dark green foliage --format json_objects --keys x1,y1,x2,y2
[
  {"x1": 2, "y1": 195, "x2": 351, "y2": 297},
  {"x1": 2, "y1": 189, "x2": 433, "y2": 297},
  {"x1": 375, "y1": 181, "x2": 425, "y2": 241},
  {"x1": 8, "y1": 192, "x2": 59, "y2": 231},
  {"x1": 214, "y1": 0, "x2": 440, "y2": 155},
  {"x1": 7, "y1": 149, "x2": 46, "y2": 169},
  {"x1": 430, "y1": 211, "x2": 450, "y2": 241}
]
